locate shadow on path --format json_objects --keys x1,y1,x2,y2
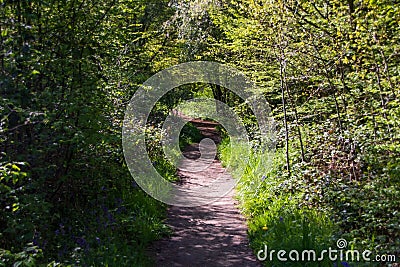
[{"x1": 150, "y1": 119, "x2": 260, "y2": 267}]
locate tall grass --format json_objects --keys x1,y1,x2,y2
[{"x1": 219, "y1": 139, "x2": 338, "y2": 266}]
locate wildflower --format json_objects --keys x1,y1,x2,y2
[
  {"x1": 33, "y1": 231, "x2": 40, "y2": 246},
  {"x1": 101, "y1": 204, "x2": 108, "y2": 213},
  {"x1": 262, "y1": 225, "x2": 268, "y2": 231},
  {"x1": 116, "y1": 206, "x2": 127, "y2": 214},
  {"x1": 115, "y1": 198, "x2": 123, "y2": 206},
  {"x1": 76, "y1": 237, "x2": 87, "y2": 247},
  {"x1": 261, "y1": 175, "x2": 266, "y2": 182},
  {"x1": 279, "y1": 216, "x2": 283, "y2": 222},
  {"x1": 107, "y1": 212, "x2": 115, "y2": 223}
]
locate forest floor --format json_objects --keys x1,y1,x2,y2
[{"x1": 149, "y1": 119, "x2": 260, "y2": 267}]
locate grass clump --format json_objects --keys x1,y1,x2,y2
[{"x1": 219, "y1": 140, "x2": 337, "y2": 267}]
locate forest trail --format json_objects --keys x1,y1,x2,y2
[{"x1": 150, "y1": 119, "x2": 260, "y2": 267}]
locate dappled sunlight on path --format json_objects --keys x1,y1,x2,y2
[{"x1": 150, "y1": 120, "x2": 260, "y2": 267}]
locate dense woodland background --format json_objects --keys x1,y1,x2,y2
[{"x1": 1, "y1": 0, "x2": 399, "y2": 266}]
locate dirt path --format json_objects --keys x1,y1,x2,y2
[{"x1": 151, "y1": 120, "x2": 260, "y2": 267}]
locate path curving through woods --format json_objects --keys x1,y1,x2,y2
[{"x1": 150, "y1": 119, "x2": 260, "y2": 267}]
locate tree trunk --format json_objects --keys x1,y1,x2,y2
[{"x1": 280, "y1": 59, "x2": 290, "y2": 175}]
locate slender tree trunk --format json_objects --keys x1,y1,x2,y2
[
  {"x1": 374, "y1": 63, "x2": 393, "y2": 141},
  {"x1": 212, "y1": 84, "x2": 223, "y2": 112},
  {"x1": 379, "y1": 49, "x2": 396, "y2": 98},
  {"x1": 347, "y1": 0, "x2": 355, "y2": 29},
  {"x1": 333, "y1": 91, "x2": 343, "y2": 134},
  {"x1": 280, "y1": 58, "x2": 290, "y2": 175},
  {"x1": 284, "y1": 81, "x2": 305, "y2": 162},
  {"x1": 339, "y1": 62, "x2": 349, "y2": 117},
  {"x1": 370, "y1": 33, "x2": 393, "y2": 141},
  {"x1": 327, "y1": 78, "x2": 343, "y2": 134},
  {"x1": 278, "y1": 2, "x2": 290, "y2": 175}
]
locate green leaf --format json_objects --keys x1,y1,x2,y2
[
  {"x1": 11, "y1": 164, "x2": 21, "y2": 171},
  {"x1": 1, "y1": 29, "x2": 7, "y2": 37}
]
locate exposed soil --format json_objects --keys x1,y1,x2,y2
[{"x1": 150, "y1": 119, "x2": 261, "y2": 267}]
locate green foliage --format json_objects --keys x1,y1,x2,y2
[
  {"x1": 219, "y1": 140, "x2": 337, "y2": 266},
  {"x1": 0, "y1": 244, "x2": 43, "y2": 267},
  {"x1": 179, "y1": 122, "x2": 203, "y2": 150},
  {"x1": 209, "y1": 0, "x2": 399, "y2": 263},
  {"x1": 1, "y1": 0, "x2": 399, "y2": 265},
  {"x1": 325, "y1": 140, "x2": 400, "y2": 255},
  {"x1": 59, "y1": 188, "x2": 170, "y2": 267},
  {"x1": 1, "y1": 0, "x2": 174, "y2": 265}
]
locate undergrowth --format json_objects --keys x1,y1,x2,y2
[
  {"x1": 179, "y1": 122, "x2": 203, "y2": 149},
  {"x1": 219, "y1": 134, "x2": 400, "y2": 266},
  {"x1": 219, "y1": 139, "x2": 336, "y2": 266}
]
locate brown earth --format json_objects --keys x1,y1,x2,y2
[{"x1": 149, "y1": 119, "x2": 261, "y2": 267}]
